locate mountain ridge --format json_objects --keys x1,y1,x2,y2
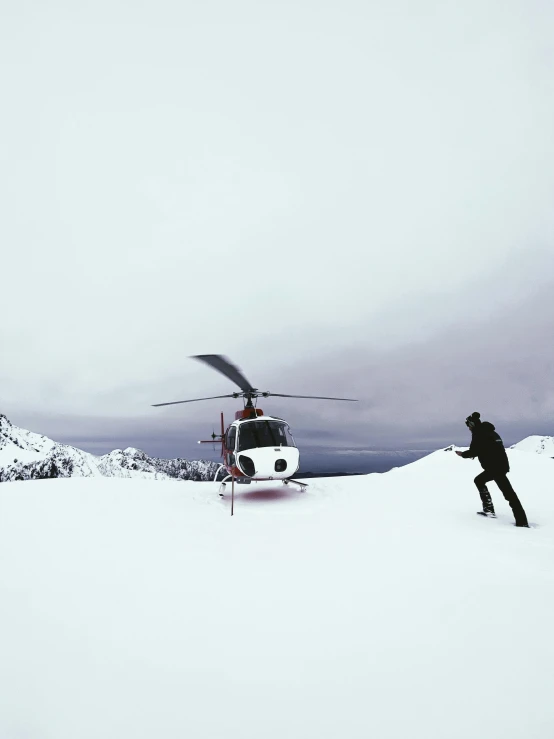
[
  {"x1": 2, "y1": 414, "x2": 552, "y2": 483},
  {"x1": 0, "y1": 414, "x2": 219, "y2": 483}
]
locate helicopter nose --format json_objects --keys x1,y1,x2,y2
[{"x1": 237, "y1": 446, "x2": 299, "y2": 479}]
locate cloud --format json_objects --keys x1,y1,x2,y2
[
  {"x1": 279, "y1": 280, "x2": 554, "y2": 448},
  {"x1": 1, "y1": 0, "x2": 553, "y2": 456},
  {"x1": 6, "y1": 277, "x2": 552, "y2": 461}
]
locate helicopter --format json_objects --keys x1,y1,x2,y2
[{"x1": 152, "y1": 355, "x2": 357, "y2": 513}]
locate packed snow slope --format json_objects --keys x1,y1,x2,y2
[
  {"x1": 0, "y1": 414, "x2": 218, "y2": 481},
  {"x1": 511, "y1": 434, "x2": 554, "y2": 456},
  {"x1": 1, "y1": 447, "x2": 553, "y2": 739}
]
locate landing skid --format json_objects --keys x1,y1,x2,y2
[
  {"x1": 219, "y1": 477, "x2": 308, "y2": 495},
  {"x1": 217, "y1": 474, "x2": 237, "y2": 515},
  {"x1": 283, "y1": 478, "x2": 308, "y2": 491},
  {"x1": 218, "y1": 475, "x2": 252, "y2": 496},
  {"x1": 218, "y1": 474, "x2": 232, "y2": 496}
]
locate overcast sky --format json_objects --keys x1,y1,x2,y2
[{"x1": 2, "y1": 0, "x2": 553, "y2": 460}]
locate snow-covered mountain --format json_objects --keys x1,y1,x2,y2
[
  {"x1": 0, "y1": 414, "x2": 219, "y2": 482},
  {"x1": 1, "y1": 447, "x2": 553, "y2": 738},
  {"x1": 510, "y1": 434, "x2": 554, "y2": 457}
]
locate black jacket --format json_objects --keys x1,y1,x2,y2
[{"x1": 460, "y1": 421, "x2": 510, "y2": 473}]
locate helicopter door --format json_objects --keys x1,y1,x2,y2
[{"x1": 226, "y1": 426, "x2": 237, "y2": 467}]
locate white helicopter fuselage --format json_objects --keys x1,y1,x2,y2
[{"x1": 226, "y1": 415, "x2": 300, "y2": 481}]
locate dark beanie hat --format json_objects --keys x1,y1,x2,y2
[{"x1": 465, "y1": 411, "x2": 481, "y2": 427}]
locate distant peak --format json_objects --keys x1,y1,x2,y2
[{"x1": 510, "y1": 435, "x2": 554, "y2": 456}]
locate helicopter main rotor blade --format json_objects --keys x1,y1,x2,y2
[
  {"x1": 152, "y1": 394, "x2": 236, "y2": 407},
  {"x1": 191, "y1": 354, "x2": 255, "y2": 393},
  {"x1": 267, "y1": 393, "x2": 358, "y2": 401}
]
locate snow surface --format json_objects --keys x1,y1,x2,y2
[
  {"x1": 1, "y1": 447, "x2": 553, "y2": 739},
  {"x1": 511, "y1": 435, "x2": 554, "y2": 457}
]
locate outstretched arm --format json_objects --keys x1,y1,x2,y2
[{"x1": 456, "y1": 438, "x2": 477, "y2": 459}]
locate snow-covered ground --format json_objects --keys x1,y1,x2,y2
[
  {"x1": 1, "y1": 447, "x2": 553, "y2": 738},
  {"x1": 511, "y1": 435, "x2": 554, "y2": 456}
]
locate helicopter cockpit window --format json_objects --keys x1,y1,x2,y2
[
  {"x1": 227, "y1": 426, "x2": 237, "y2": 451},
  {"x1": 238, "y1": 421, "x2": 296, "y2": 451}
]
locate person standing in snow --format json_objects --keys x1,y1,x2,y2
[{"x1": 455, "y1": 412, "x2": 529, "y2": 527}]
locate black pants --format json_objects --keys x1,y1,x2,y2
[{"x1": 474, "y1": 470, "x2": 528, "y2": 525}]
